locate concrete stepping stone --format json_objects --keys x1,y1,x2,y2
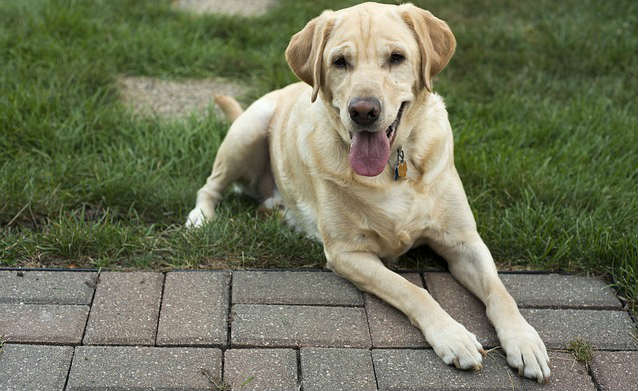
[
  {"x1": 0, "y1": 344, "x2": 73, "y2": 391},
  {"x1": 231, "y1": 304, "x2": 371, "y2": 348},
  {"x1": 83, "y1": 272, "x2": 163, "y2": 345},
  {"x1": 172, "y1": 0, "x2": 278, "y2": 16},
  {"x1": 500, "y1": 273, "x2": 621, "y2": 309},
  {"x1": 66, "y1": 346, "x2": 221, "y2": 390},
  {"x1": 521, "y1": 308, "x2": 637, "y2": 350},
  {"x1": 365, "y1": 273, "x2": 427, "y2": 348},
  {"x1": 0, "y1": 271, "x2": 96, "y2": 305},
  {"x1": 424, "y1": 272, "x2": 499, "y2": 347},
  {"x1": 118, "y1": 76, "x2": 246, "y2": 118},
  {"x1": 157, "y1": 271, "x2": 230, "y2": 346},
  {"x1": 232, "y1": 270, "x2": 363, "y2": 306},
  {"x1": 0, "y1": 304, "x2": 88, "y2": 344},
  {"x1": 590, "y1": 351, "x2": 638, "y2": 391},
  {"x1": 301, "y1": 348, "x2": 377, "y2": 391},
  {"x1": 224, "y1": 348, "x2": 297, "y2": 391}
]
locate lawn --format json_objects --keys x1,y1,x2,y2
[{"x1": 1, "y1": 0, "x2": 636, "y2": 312}]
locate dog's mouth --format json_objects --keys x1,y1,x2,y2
[{"x1": 348, "y1": 101, "x2": 408, "y2": 177}]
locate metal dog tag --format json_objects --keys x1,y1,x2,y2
[{"x1": 394, "y1": 148, "x2": 407, "y2": 180}]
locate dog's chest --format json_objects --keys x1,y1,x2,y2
[{"x1": 362, "y1": 183, "x2": 433, "y2": 255}]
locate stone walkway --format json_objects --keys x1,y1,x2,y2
[
  {"x1": 0, "y1": 269, "x2": 636, "y2": 390},
  {"x1": 118, "y1": 76, "x2": 247, "y2": 119},
  {"x1": 173, "y1": 0, "x2": 278, "y2": 17}
]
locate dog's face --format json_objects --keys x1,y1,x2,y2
[{"x1": 286, "y1": 2, "x2": 456, "y2": 177}]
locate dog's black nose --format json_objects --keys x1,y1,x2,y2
[{"x1": 348, "y1": 97, "x2": 381, "y2": 126}]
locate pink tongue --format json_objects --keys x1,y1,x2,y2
[{"x1": 349, "y1": 130, "x2": 390, "y2": 176}]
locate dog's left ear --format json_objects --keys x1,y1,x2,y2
[
  {"x1": 400, "y1": 4, "x2": 456, "y2": 92},
  {"x1": 285, "y1": 10, "x2": 334, "y2": 102}
]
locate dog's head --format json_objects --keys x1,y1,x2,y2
[{"x1": 286, "y1": 2, "x2": 455, "y2": 177}]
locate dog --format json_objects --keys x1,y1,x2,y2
[{"x1": 187, "y1": 2, "x2": 550, "y2": 383}]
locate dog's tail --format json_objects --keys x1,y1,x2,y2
[{"x1": 214, "y1": 95, "x2": 243, "y2": 122}]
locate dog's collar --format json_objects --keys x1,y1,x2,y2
[{"x1": 392, "y1": 147, "x2": 407, "y2": 180}]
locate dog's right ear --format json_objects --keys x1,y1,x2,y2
[{"x1": 285, "y1": 11, "x2": 334, "y2": 102}]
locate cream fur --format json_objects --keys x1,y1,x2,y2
[{"x1": 187, "y1": 2, "x2": 550, "y2": 383}]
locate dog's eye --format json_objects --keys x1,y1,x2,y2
[
  {"x1": 333, "y1": 56, "x2": 347, "y2": 69},
  {"x1": 390, "y1": 53, "x2": 405, "y2": 65}
]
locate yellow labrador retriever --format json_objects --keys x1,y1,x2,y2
[{"x1": 187, "y1": 2, "x2": 550, "y2": 383}]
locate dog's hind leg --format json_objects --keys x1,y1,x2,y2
[{"x1": 186, "y1": 95, "x2": 276, "y2": 227}]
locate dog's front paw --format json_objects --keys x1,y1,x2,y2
[
  {"x1": 499, "y1": 320, "x2": 550, "y2": 383},
  {"x1": 427, "y1": 319, "x2": 485, "y2": 371},
  {"x1": 185, "y1": 207, "x2": 212, "y2": 228}
]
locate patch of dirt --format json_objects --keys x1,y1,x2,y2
[
  {"x1": 172, "y1": 0, "x2": 278, "y2": 17},
  {"x1": 117, "y1": 76, "x2": 247, "y2": 118}
]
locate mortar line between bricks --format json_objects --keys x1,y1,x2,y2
[
  {"x1": 362, "y1": 293, "x2": 380, "y2": 389},
  {"x1": 153, "y1": 272, "x2": 167, "y2": 347},
  {"x1": 517, "y1": 305, "x2": 625, "y2": 310},
  {"x1": 226, "y1": 272, "x2": 233, "y2": 348},
  {"x1": 79, "y1": 269, "x2": 100, "y2": 346},
  {"x1": 232, "y1": 302, "x2": 364, "y2": 308},
  {"x1": 58, "y1": 343, "x2": 228, "y2": 349},
  {"x1": 1, "y1": 341, "x2": 86, "y2": 347},
  {"x1": 419, "y1": 272, "x2": 428, "y2": 290},
  {"x1": 0, "y1": 303, "x2": 94, "y2": 307},
  {"x1": 586, "y1": 358, "x2": 604, "y2": 391},
  {"x1": 222, "y1": 272, "x2": 233, "y2": 385},
  {"x1": 368, "y1": 349, "x2": 380, "y2": 390},
  {"x1": 61, "y1": 345, "x2": 75, "y2": 391},
  {"x1": 296, "y1": 348, "x2": 303, "y2": 391}
]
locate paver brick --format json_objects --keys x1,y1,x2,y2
[
  {"x1": 301, "y1": 348, "x2": 377, "y2": 391},
  {"x1": 231, "y1": 304, "x2": 371, "y2": 348},
  {"x1": 0, "y1": 271, "x2": 96, "y2": 304},
  {"x1": 373, "y1": 348, "x2": 518, "y2": 390},
  {"x1": 525, "y1": 352, "x2": 595, "y2": 391},
  {"x1": 66, "y1": 346, "x2": 222, "y2": 390},
  {"x1": 372, "y1": 349, "x2": 596, "y2": 390},
  {"x1": 83, "y1": 272, "x2": 163, "y2": 345},
  {"x1": 521, "y1": 308, "x2": 638, "y2": 350},
  {"x1": 157, "y1": 271, "x2": 230, "y2": 346},
  {"x1": 224, "y1": 349, "x2": 297, "y2": 391},
  {"x1": 424, "y1": 272, "x2": 499, "y2": 347},
  {"x1": 232, "y1": 271, "x2": 363, "y2": 306},
  {"x1": 0, "y1": 303, "x2": 88, "y2": 344},
  {"x1": 0, "y1": 344, "x2": 73, "y2": 391},
  {"x1": 590, "y1": 351, "x2": 638, "y2": 391},
  {"x1": 500, "y1": 273, "x2": 621, "y2": 309},
  {"x1": 365, "y1": 273, "x2": 427, "y2": 347}
]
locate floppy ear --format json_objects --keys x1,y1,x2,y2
[
  {"x1": 285, "y1": 11, "x2": 334, "y2": 102},
  {"x1": 400, "y1": 4, "x2": 456, "y2": 92}
]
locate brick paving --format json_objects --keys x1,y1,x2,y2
[
  {"x1": 425, "y1": 272, "x2": 500, "y2": 347},
  {"x1": 0, "y1": 269, "x2": 636, "y2": 390},
  {"x1": 83, "y1": 272, "x2": 163, "y2": 346},
  {"x1": 224, "y1": 348, "x2": 297, "y2": 390},
  {"x1": 366, "y1": 273, "x2": 427, "y2": 348},
  {"x1": 157, "y1": 271, "x2": 230, "y2": 346}
]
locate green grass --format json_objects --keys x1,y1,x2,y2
[
  {"x1": 567, "y1": 338, "x2": 593, "y2": 366},
  {"x1": 0, "y1": 0, "x2": 636, "y2": 312}
]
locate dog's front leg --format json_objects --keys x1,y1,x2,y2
[
  {"x1": 430, "y1": 233, "x2": 551, "y2": 383},
  {"x1": 326, "y1": 250, "x2": 484, "y2": 370}
]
